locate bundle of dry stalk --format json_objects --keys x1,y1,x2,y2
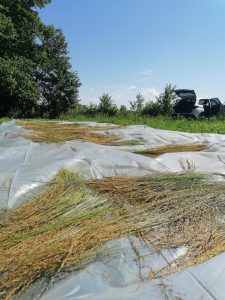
[
  {"x1": 133, "y1": 143, "x2": 208, "y2": 157},
  {"x1": 1, "y1": 169, "x2": 225, "y2": 299},
  {"x1": 16, "y1": 121, "x2": 119, "y2": 144}
]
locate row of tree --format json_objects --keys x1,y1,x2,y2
[
  {"x1": 0, "y1": 0, "x2": 81, "y2": 118},
  {"x1": 74, "y1": 84, "x2": 177, "y2": 117}
]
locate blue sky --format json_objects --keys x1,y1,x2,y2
[{"x1": 39, "y1": 0, "x2": 225, "y2": 106}]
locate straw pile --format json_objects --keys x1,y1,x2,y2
[
  {"x1": 89, "y1": 173, "x2": 225, "y2": 275},
  {"x1": 16, "y1": 121, "x2": 119, "y2": 144},
  {"x1": 1, "y1": 170, "x2": 225, "y2": 299},
  {"x1": 134, "y1": 143, "x2": 208, "y2": 157}
]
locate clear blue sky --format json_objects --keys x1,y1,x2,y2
[{"x1": 39, "y1": 0, "x2": 225, "y2": 106}]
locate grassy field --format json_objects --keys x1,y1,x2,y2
[{"x1": 62, "y1": 114, "x2": 225, "y2": 134}]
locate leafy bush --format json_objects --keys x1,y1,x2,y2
[
  {"x1": 98, "y1": 93, "x2": 118, "y2": 116},
  {"x1": 119, "y1": 105, "x2": 128, "y2": 115},
  {"x1": 84, "y1": 103, "x2": 98, "y2": 117},
  {"x1": 141, "y1": 101, "x2": 161, "y2": 116},
  {"x1": 156, "y1": 84, "x2": 176, "y2": 115}
]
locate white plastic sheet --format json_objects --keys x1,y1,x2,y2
[{"x1": 1, "y1": 120, "x2": 225, "y2": 299}]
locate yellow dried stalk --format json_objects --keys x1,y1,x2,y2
[
  {"x1": 16, "y1": 121, "x2": 120, "y2": 144},
  {"x1": 134, "y1": 143, "x2": 208, "y2": 157},
  {"x1": 1, "y1": 170, "x2": 225, "y2": 299}
]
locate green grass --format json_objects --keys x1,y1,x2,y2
[
  {"x1": 61, "y1": 114, "x2": 225, "y2": 134},
  {"x1": 0, "y1": 118, "x2": 9, "y2": 125}
]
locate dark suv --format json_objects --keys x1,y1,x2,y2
[{"x1": 172, "y1": 89, "x2": 223, "y2": 119}]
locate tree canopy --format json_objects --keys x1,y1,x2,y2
[
  {"x1": 0, "y1": 0, "x2": 81, "y2": 118},
  {"x1": 98, "y1": 93, "x2": 117, "y2": 116}
]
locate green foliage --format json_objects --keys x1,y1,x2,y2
[
  {"x1": 84, "y1": 103, "x2": 98, "y2": 117},
  {"x1": 127, "y1": 85, "x2": 176, "y2": 117},
  {"x1": 0, "y1": 118, "x2": 8, "y2": 125},
  {"x1": 0, "y1": 0, "x2": 81, "y2": 118},
  {"x1": 0, "y1": 56, "x2": 38, "y2": 117},
  {"x1": 0, "y1": 8, "x2": 17, "y2": 50},
  {"x1": 0, "y1": 0, "x2": 41, "y2": 117},
  {"x1": 156, "y1": 84, "x2": 176, "y2": 115},
  {"x1": 0, "y1": 0, "x2": 51, "y2": 9},
  {"x1": 36, "y1": 25, "x2": 81, "y2": 118},
  {"x1": 98, "y1": 93, "x2": 118, "y2": 116},
  {"x1": 0, "y1": 1, "x2": 43, "y2": 59},
  {"x1": 141, "y1": 100, "x2": 161, "y2": 116},
  {"x1": 119, "y1": 105, "x2": 128, "y2": 115},
  {"x1": 129, "y1": 93, "x2": 145, "y2": 114},
  {"x1": 26, "y1": 0, "x2": 52, "y2": 8}
]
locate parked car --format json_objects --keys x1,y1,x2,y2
[{"x1": 172, "y1": 89, "x2": 223, "y2": 119}]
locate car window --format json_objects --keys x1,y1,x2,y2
[
  {"x1": 199, "y1": 99, "x2": 208, "y2": 105},
  {"x1": 211, "y1": 98, "x2": 220, "y2": 105},
  {"x1": 211, "y1": 100, "x2": 218, "y2": 107},
  {"x1": 179, "y1": 92, "x2": 194, "y2": 98}
]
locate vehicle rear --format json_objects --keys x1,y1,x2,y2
[{"x1": 172, "y1": 89, "x2": 198, "y2": 118}]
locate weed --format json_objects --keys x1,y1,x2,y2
[{"x1": 179, "y1": 158, "x2": 197, "y2": 171}]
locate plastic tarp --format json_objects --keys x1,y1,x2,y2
[
  {"x1": 41, "y1": 239, "x2": 225, "y2": 300},
  {"x1": 1, "y1": 121, "x2": 225, "y2": 299}
]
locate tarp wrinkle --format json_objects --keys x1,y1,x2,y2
[{"x1": 1, "y1": 121, "x2": 225, "y2": 299}]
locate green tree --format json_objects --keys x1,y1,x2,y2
[
  {"x1": 156, "y1": 84, "x2": 176, "y2": 115},
  {"x1": 85, "y1": 103, "x2": 98, "y2": 116},
  {"x1": 129, "y1": 93, "x2": 145, "y2": 114},
  {"x1": 0, "y1": 0, "x2": 81, "y2": 118},
  {"x1": 0, "y1": 1, "x2": 41, "y2": 116},
  {"x1": 0, "y1": 56, "x2": 38, "y2": 117},
  {"x1": 36, "y1": 25, "x2": 81, "y2": 118},
  {"x1": 141, "y1": 101, "x2": 160, "y2": 116},
  {"x1": 98, "y1": 93, "x2": 117, "y2": 116},
  {"x1": 27, "y1": 0, "x2": 51, "y2": 7},
  {"x1": 119, "y1": 105, "x2": 128, "y2": 115},
  {"x1": 0, "y1": 6, "x2": 17, "y2": 55}
]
